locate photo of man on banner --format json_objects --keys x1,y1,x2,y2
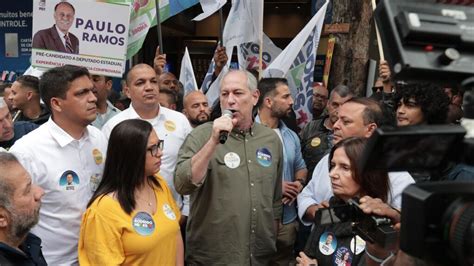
[{"x1": 32, "y1": 1, "x2": 79, "y2": 54}]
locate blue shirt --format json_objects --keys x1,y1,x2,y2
[{"x1": 255, "y1": 115, "x2": 306, "y2": 224}]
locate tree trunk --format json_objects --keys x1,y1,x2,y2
[{"x1": 328, "y1": 0, "x2": 373, "y2": 96}]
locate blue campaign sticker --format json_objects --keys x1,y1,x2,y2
[
  {"x1": 132, "y1": 212, "x2": 155, "y2": 236},
  {"x1": 256, "y1": 147, "x2": 272, "y2": 167},
  {"x1": 59, "y1": 170, "x2": 79, "y2": 191},
  {"x1": 333, "y1": 246, "x2": 353, "y2": 266},
  {"x1": 319, "y1": 231, "x2": 337, "y2": 255}
]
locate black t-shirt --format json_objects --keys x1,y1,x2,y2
[{"x1": 0, "y1": 233, "x2": 47, "y2": 266}]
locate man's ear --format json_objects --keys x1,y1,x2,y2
[
  {"x1": 124, "y1": 86, "x2": 131, "y2": 99},
  {"x1": 365, "y1": 123, "x2": 377, "y2": 137},
  {"x1": 0, "y1": 207, "x2": 9, "y2": 229},
  {"x1": 106, "y1": 80, "x2": 113, "y2": 91},
  {"x1": 26, "y1": 91, "x2": 34, "y2": 101},
  {"x1": 50, "y1": 97, "x2": 62, "y2": 113},
  {"x1": 252, "y1": 89, "x2": 260, "y2": 106}
]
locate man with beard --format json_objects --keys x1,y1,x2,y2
[
  {"x1": 182, "y1": 91, "x2": 210, "y2": 128},
  {"x1": 33, "y1": 2, "x2": 79, "y2": 54},
  {"x1": 311, "y1": 82, "x2": 328, "y2": 120},
  {"x1": 10, "y1": 65, "x2": 107, "y2": 265},
  {"x1": 0, "y1": 152, "x2": 46, "y2": 265},
  {"x1": 255, "y1": 78, "x2": 307, "y2": 265}
]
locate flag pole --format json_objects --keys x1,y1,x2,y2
[
  {"x1": 371, "y1": 0, "x2": 384, "y2": 60},
  {"x1": 155, "y1": 0, "x2": 163, "y2": 53},
  {"x1": 219, "y1": 8, "x2": 224, "y2": 47}
]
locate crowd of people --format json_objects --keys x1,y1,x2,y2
[{"x1": 0, "y1": 42, "x2": 472, "y2": 266}]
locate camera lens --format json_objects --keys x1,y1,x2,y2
[{"x1": 442, "y1": 198, "x2": 474, "y2": 266}]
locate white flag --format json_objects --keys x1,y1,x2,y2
[
  {"x1": 179, "y1": 47, "x2": 199, "y2": 95},
  {"x1": 223, "y1": 0, "x2": 263, "y2": 48},
  {"x1": 264, "y1": 1, "x2": 328, "y2": 129},
  {"x1": 238, "y1": 33, "x2": 282, "y2": 71},
  {"x1": 193, "y1": 0, "x2": 227, "y2": 21}
]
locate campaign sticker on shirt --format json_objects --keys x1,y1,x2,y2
[
  {"x1": 92, "y1": 148, "x2": 103, "y2": 165},
  {"x1": 350, "y1": 235, "x2": 366, "y2": 255},
  {"x1": 319, "y1": 232, "x2": 337, "y2": 255},
  {"x1": 89, "y1": 173, "x2": 101, "y2": 193},
  {"x1": 163, "y1": 204, "x2": 177, "y2": 220},
  {"x1": 132, "y1": 212, "x2": 155, "y2": 236},
  {"x1": 256, "y1": 148, "x2": 272, "y2": 167},
  {"x1": 311, "y1": 137, "x2": 321, "y2": 147},
  {"x1": 164, "y1": 120, "x2": 176, "y2": 132},
  {"x1": 333, "y1": 246, "x2": 353, "y2": 266},
  {"x1": 59, "y1": 170, "x2": 79, "y2": 191},
  {"x1": 224, "y1": 152, "x2": 240, "y2": 169}
]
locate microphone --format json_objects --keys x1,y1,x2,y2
[{"x1": 219, "y1": 109, "x2": 234, "y2": 144}]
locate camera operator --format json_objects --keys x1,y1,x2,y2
[{"x1": 296, "y1": 137, "x2": 391, "y2": 266}]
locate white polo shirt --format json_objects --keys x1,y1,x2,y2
[
  {"x1": 102, "y1": 104, "x2": 192, "y2": 215},
  {"x1": 10, "y1": 119, "x2": 107, "y2": 265},
  {"x1": 297, "y1": 154, "x2": 415, "y2": 226}
]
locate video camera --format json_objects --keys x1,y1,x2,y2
[
  {"x1": 316, "y1": 197, "x2": 398, "y2": 249},
  {"x1": 401, "y1": 182, "x2": 474, "y2": 266}
]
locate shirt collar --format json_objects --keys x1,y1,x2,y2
[
  {"x1": 255, "y1": 113, "x2": 287, "y2": 131},
  {"x1": 47, "y1": 118, "x2": 90, "y2": 147},
  {"x1": 129, "y1": 103, "x2": 165, "y2": 121},
  {"x1": 55, "y1": 25, "x2": 67, "y2": 39}
]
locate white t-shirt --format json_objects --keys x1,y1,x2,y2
[
  {"x1": 102, "y1": 104, "x2": 192, "y2": 215},
  {"x1": 297, "y1": 154, "x2": 415, "y2": 226},
  {"x1": 10, "y1": 119, "x2": 107, "y2": 265}
]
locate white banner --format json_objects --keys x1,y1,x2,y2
[
  {"x1": 179, "y1": 47, "x2": 199, "y2": 95},
  {"x1": 238, "y1": 33, "x2": 282, "y2": 71},
  {"x1": 31, "y1": 0, "x2": 130, "y2": 77},
  {"x1": 193, "y1": 0, "x2": 227, "y2": 21},
  {"x1": 223, "y1": 0, "x2": 263, "y2": 48},
  {"x1": 264, "y1": 1, "x2": 328, "y2": 129}
]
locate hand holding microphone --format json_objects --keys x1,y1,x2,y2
[{"x1": 212, "y1": 109, "x2": 235, "y2": 145}]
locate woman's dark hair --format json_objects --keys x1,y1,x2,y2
[
  {"x1": 393, "y1": 83, "x2": 450, "y2": 124},
  {"x1": 87, "y1": 119, "x2": 160, "y2": 214},
  {"x1": 329, "y1": 137, "x2": 389, "y2": 202}
]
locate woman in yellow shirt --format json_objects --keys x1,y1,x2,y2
[{"x1": 78, "y1": 119, "x2": 184, "y2": 265}]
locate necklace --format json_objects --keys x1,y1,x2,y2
[{"x1": 137, "y1": 183, "x2": 154, "y2": 207}]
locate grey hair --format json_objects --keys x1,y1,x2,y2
[
  {"x1": 0, "y1": 152, "x2": 20, "y2": 209},
  {"x1": 220, "y1": 70, "x2": 258, "y2": 92},
  {"x1": 330, "y1": 84, "x2": 354, "y2": 100}
]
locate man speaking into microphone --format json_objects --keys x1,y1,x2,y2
[{"x1": 175, "y1": 70, "x2": 283, "y2": 265}]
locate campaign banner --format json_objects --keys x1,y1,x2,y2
[
  {"x1": 31, "y1": 0, "x2": 130, "y2": 77},
  {"x1": 0, "y1": 1, "x2": 33, "y2": 74},
  {"x1": 264, "y1": 0, "x2": 328, "y2": 129},
  {"x1": 237, "y1": 33, "x2": 282, "y2": 71}
]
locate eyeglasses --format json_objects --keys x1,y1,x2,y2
[
  {"x1": 372, "y1": 86, "x2": 384, "y2": 93},
  {"x1": 313, "y1": 93, "x2": 328, "y2": 100},
  {"x1": 147, "y1": 140, "x2": 164, "y2": 157}
]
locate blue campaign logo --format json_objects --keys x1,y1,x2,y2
[
  {"x1": 132, "y1": 212, "x2": 155, "y2": 236},
  {"x1": 256, "y1": 147, "x2": 272, "y2": 167}
]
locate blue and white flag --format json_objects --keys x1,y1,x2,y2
[
  {"x1": 179, "y1": 47, "x2": 199, "y2": 95},
  {"x1": 193, "y1": 0, "x2": 227, "y2": 21},
  {"x1": 264, "y1": 0, "x2": 328, "y2": 129},
  {"x1": 205, "y1": 0, "x2": 263, "y2": 105}
]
